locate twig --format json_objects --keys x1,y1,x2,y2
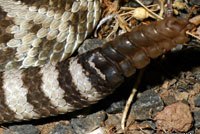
[
  {"x1": 116, "y1": 15, "x2": 131, "y2": 32},
  {"x1": 120, "y1": 6, "x2": 160, "y2": 17},
  {"x1": 94, "y1": 14, "x2": 116, "y2": 37},
  {"x1": 106, "y1": 19, "x2": 119, "y2": 39},
  {"x1": 186, "y1": 31, "x2": 200, "y2": 40},
  {"x1": 159, "y1": 0, "x2": 165, "y2": 17},
  {"x1": 120, "y1": 4, "x2": 160, "y2": 11},
  {"x1": 187, "y1": 5, "x2": 200, "y2": 19},
  {"x1": 121, "y1": 69, "x2": 145, "y2": 130}
]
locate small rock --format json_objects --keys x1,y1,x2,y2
[
  {"x1": 189, "y1": 0, "x2": 200, "y2": 6},
  {"x1": 159, "y1": 89, "x2": 177, "y2": 105},
  {"x1": 130, "y1": 90, "x2": 164, "y2": 120},
  {"x1": 78, "y1": 39, "x2": 106, "y2": 54},
  {"x1": 177, "y1": 84, "x2": 194, "y2": 92},
  {"x1": 196, "y1": 129, "x2": 200, "y2": 134},
  {"x1": 171, "y1": 44, "x2": 183, "y2": 52},
  {"x1": 186, "y1": 130, "x2": 195, "y2": 134},
  {"x1": 194, "y1": 110, "x2": 200, "y2": 128},
  {"x1": 70, "y1": 111, "x2": 106, "y2": 134},
  {"x1": 86, "y1": 127, "x2": 107, "y2": 134},
  {"x1": 193, "y1": 69, "x2": 200, "y2": 84},
  {"x1": 4, "y1": 125, "x2": 40, "y2": 134},
  {"x1": 141, "y1": 121, "x2": 156, "y2": 130},
  {"x1": 105, "y1": 114, "x2": 121, "y2": 130},
  {"x1": 174, "y1": 91, "x2": 189, "y2": 101},
  {"x1": 194, "y1": 94, "x2": 200, "y2": 107},
  {"x1": 105, "y1": 100, "x2": 125, "y2": 114},
  {"x1": 196, "y1": 73, "x2": 200, "y2": 84},
  {"x1": 50, "y1": 123, "x2": 77, "y2": 134},
  {"x1": 154, "y1": 102, "x2": 193, "y2": 132},
  {"x1": 127, "y1": 0, "x2": 153, "y2": 7}
]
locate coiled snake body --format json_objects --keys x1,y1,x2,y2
[
  {"x1": 0, "y1": 0, "x2": 102, "y2": 71},
  {"x1": 0, "y1": 0, "x2": 195, "y2": 123}
]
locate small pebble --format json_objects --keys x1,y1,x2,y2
[
  {"x1": 78, "y1": 39, "x2": 106, "y2": 54},
  {"x1": 70, "y1": 111, "x2": 106, "y2": 134},
  {"x1": 86, "y1": 127, "x2": 107, "y2": 134},
  {"x1": 194, "y1": 110, "x2": 200, "y2": 128},
  {"x1": 189, "y1": 0, "x2": 200, "y2": 5},
  {"x1": 141, "y1": 120, "x2": 156, "y2": 130},
  {"x1": 50, "y1": 111, "x2": 106, "y2": 134},
  {"x1": 105, "y1": 114, "x2": 121, "y2": 129},
  {"x1": 194, "y1": 94, "x2": 200, "y2": 107},
  {"x1": 105, "y1": 100, "x2": 125, "y2": 114},
  {"x1": 129, "y1": 90, "x2": 164, "y2": 120},
  {"x1": 192, "y1": 69, "x2": 200, "y2": 84},
  {"x1": 127, "y1": 0, "x2": 153, "y2": 7},
  {"x1": 4, "y1": 125, "x2": 40, "y2": 134},
  {"x1": 159, "y1": 89, "x2": 177, "y2": 105},
  {"x1": 50, "y1": 123, "x2": 77, "y2": 134},
  {"x1": 177, "y1": 83, "x2": 193, "y2": 92},
  {"x1": 155, "y1": 102, "x2": 193, "y2": 132}
]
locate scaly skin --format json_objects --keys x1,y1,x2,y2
[
  {"x1": 0, "y1": 16, "x2": 194, "y2": 123},
  {"x1": 0, "y1": 0, "x2": 102, "y2": 71}
]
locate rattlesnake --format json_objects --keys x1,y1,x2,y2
[
  {"x1": 0, "y1": 0, "x2": 102, "y2": 71},
  {"x1": 0, "y1": 0, "x2": 194, "y2": 124}
]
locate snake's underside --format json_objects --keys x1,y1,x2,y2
[{"x1": 0, "y1": 0, "x2": 195, "y2": 124}]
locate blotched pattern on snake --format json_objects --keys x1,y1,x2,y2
[{"x1": 0, "y1": 0, "x2": 194, "y2": 124}]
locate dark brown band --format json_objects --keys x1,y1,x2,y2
[
  {"x1": 56, "y1": 60, "x2": 90, "y2": 109},
  {"x1": 22, "y1": 67, "x2": 58, "y2": 117}
]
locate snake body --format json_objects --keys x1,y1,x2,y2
[
  {"x1": 0, "y1": 0, "x2": 195, "y2": 124},
  {"x1": 0, "y1": 0, "x2": 102, "y2": 71}
]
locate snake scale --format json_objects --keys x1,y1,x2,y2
[
  {"x1": 0, "y1": 0, "x2": 102, "y2": 71},
  {"x1": 0, "y1": 0, "x2": 195, "y2": 124}
]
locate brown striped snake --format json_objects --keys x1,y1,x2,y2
[{"x1": 0, "y1": 0, "x2": 195, "y2": 124}]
